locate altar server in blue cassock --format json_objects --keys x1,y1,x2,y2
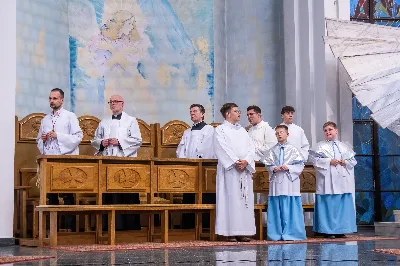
[
  {"x1": 309, "y1": 121, "x2": 357, "y2": 239},
  {"x1": 262, "y1": 124, "x2": 306, "y2": 241}
]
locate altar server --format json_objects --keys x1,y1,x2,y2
[
  {"x1": 263, "y1": 124, "x2": 306, "y2": 241},
  {"x1": 309, "y1": 121, "x2": 357, "y2": 238},
  {"x1": 280, "y1": 105, "x2": 313, "y2": 225},
  {"x1": 214, "y1": 103, "x2": 256, "y2": 242}
]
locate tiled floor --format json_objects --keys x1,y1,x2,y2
[{"x1": 0, "y1": 239, "x2": 399, "y2": 265}]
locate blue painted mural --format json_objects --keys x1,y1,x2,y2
[{"x1": 68, "y1": 0, "x2": 214, "y2": 123}]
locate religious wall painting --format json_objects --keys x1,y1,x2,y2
[{"x1": 66, "y1": 0, "x2": 214, "y2": 124}]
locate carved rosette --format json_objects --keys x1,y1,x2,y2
[
  {"x1": 19, "y1": 113, "x2": 45, "y2": 141},
  {"x1": 253, "y1": 169, "x2": 269, "y2": 191},
  {"x1": 137, "y1": 119, "x2": 151, "y2": 145},
  {"x1": 161, "y1": 121, "x2": 190, "y2": 145},
  {"x1": 300, "y1": 169, "x2": 316, "y2": 192},
  {"x1": 158, "y1": 166, "x2": 197, "y2": 192},
  {"x1": 203, "y1": 168, "x2": 217, "y2": 192},
  {"x1": 51, "y1": 166, "x2": 95, "y2": 191},
  {"x1": 78, "y1": 116, "x2": 100, "y2": 143},
  {"x1": 106, "y1": 166, "x2": 150, "y2": 191}
]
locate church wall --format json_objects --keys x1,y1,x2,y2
[
  {"x1": 16, "y1": 0, "x2": 70, "y2": 117},
  {"x1": 15, "y1": 0, "x2": 285, "y2": 128},
  {"x1": 0, "y1": 0, "x2": 16, "y2": 240}
]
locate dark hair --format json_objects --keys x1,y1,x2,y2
[
  {"x1": 190, "y1": 104, "x2": 205, "y2": 114},
  {"x1": 281, "y1": 105, "x2": 295, "y2": 115},
  {"x1": 51, "y1": 88, "x2": 64, "y2": 99},
  {"x1": 275, "y1": 124, "x2": 289, "y2": 132},
  {"x1": 323, "y1": 121, "x2": 337, "y2": 129},
  {"x1": 247, "y1": 105, "x2": 261, "y2": 114},
  {"x1": 220, "y1": 103, "x2": 238, "y2": 118}
]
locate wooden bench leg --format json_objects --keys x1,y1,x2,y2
[
  {"x1": 255, "y1": 209, "x2": 263, "y2": 240},
  {"x1": 21, "y1": 189, "x2": 27, "y2": 238},
  {"x1": 50, "y1": 211, "x2": 57, "y2": 247},
  {"x1": 209, "y1": 209, "x2": 216, "y2": 241},
  {"x1": 95, "y1": 214, "x2": 102, "y2": 244},
  {"x1": 84, "y1": 214, "x2": 91, "y2": 232},
  {"x1": 33, "y1": 202, "x2": 39, "y2": 238},
  {"x1": 108, "y1": 210, "x2": 115, "y2": 245},
  {"x1": 38, "y1": 211, "x2": 45, "y2": 247},
  {"x1": 195, "y1": 212, "x2": 201, "y2": 240},
  {"x1": 147, "y1": 214, "x2": 152, "y2": 242},
  {"x1": 161, "y1": 210, "x2": 168, "y2": 243}
]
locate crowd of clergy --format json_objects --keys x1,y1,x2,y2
[{"x1": 37, "y1": 88, "x2": 357, "y2": 242}]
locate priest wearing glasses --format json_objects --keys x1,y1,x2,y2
[{"x1": 92, "y1": 95, "x2": 142, "y2": 230}]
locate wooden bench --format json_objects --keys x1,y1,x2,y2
[{"x1": 36, "y1": 204, "x2": 274, "y2": 247}]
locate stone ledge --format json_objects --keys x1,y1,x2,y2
[
  {"x1": 375, "y1": 222, "x2": 400, "y2": 237},
  {"x1": 0, "y1": 238, "x2": 15, "y2": 246}
]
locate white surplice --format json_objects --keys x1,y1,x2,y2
[
  {"x1": 91, "y1": 112, "x2": 142, "y2": 157},
  {"x1": 281, "y1": 122, "x2": 312, "y2": 224},
  {"x1": 37, "y1": 108, "x2": 83, "y2": 155},
  {"x1": 248, "y1": 120, "x2": 277, "y2": 161},
  {"x1": 214, "y1": 120, "x2": 256, "y2": 236},
  {"x1": 176, "y1": 124, "x2": 215, "y2": 159},
  {"x1": 264, "y1": 143, "x2": 305, "y2": 197},
  {"x1": 309, "y1": 140, "x2": 357, "y2": 196}
]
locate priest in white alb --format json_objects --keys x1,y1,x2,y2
[
  {"x1": 214, "y1": 103, "x2": 256, "y2": 242},
  {"x1": 309, "y1": 121, "x2": 357, "y2": 239},
  {"x1": 176, "y1": 104, "x2": 215, "y2": 229},
  {"x1": 37, "y1": 88, "x2": 83, "y2": 156},
  {"x1": 91, "y1": 95, "x2": 142, "y2": 230},
  {"x1": 37, "y1": 88, "x2": 83, "y2": 231},
  {"x1": 262, "y1": 125, "x2": 306, "y2": 241}
]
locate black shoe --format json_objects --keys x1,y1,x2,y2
[
  {"x1": 324, "y1": 234, "x2": 335, "y2": 239},
  {"x1": 334, "y1": 234, "x2": 346, "y2": 238},
  {"x1": 226, "y1": 237, "x2": 237, "y2": 242}
]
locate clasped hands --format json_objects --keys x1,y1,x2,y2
[
  {"x1": 102, "y1": 138, "x2": 119, "y2": 147},
  {"x1": 41, "y1": 130, "x2": 57, "y2": 141},
  {"x1": 235, "y1": 160, "x2": 248, "y2": 172},
  {"x1": 273, "y1": 165, "x2": 288, "y2": 173},
  {"x1": 330, "y1": 159, "x2": 346, "y2": 166}
]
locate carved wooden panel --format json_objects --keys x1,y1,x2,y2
[
  {"x1": 203, "y1": 167, "x2": 217, "y2": 192},
  {"x1": 19, "y1": 113, "x2": 46, "y2": 141},
  {"x1": 300, "y1": 168, "x2": 316, "y2": 193},
  {"x1": 78, "y1": 116, "x2": 100, "y2": 143},
  {"x1": 253, "y1": 168, "x2": 269, "y2": 191},
  {"x1": 137, "y1": 119, "x2": 151, "y2": 145},
  {"x1": 157, "y1": 165, "x2": 197, "y2": 192},
  {"x1": 50, "y1": 165, "x2": 96, "y2": 191},
  {"x1": 106, "y1": 165, "x2": 150, "y2": 191},
  {"x1": 161, "y1": 120, "x2": 190, "y2": 146}
]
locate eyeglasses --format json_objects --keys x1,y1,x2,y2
[
  {"x1": 108, "y1": 100, "x2": 123, "y2": 104},
  {"x1": 233, "y1": 109, "x2": 241, "y2": 114}
]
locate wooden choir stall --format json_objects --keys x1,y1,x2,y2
[{"x1": 13, "y1": 113, "x2": 317, "y2": 247}]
